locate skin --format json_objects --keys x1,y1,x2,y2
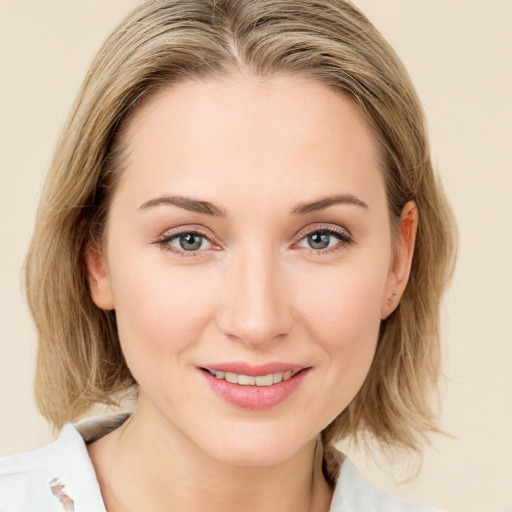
[{"x1": 86, "y1": 72, "x2": 417, "y2": 512}]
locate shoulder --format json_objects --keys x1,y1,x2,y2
[
  {"x1": 330, "y1": 456, "x2": 448, "y2": 512},
  {"x1": 0, "y1": 421, "x2": 107, "y2": 511}
]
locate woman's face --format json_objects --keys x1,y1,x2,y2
[{"x1": 88, "y1": 73, "x2": 404, "y2": 466}]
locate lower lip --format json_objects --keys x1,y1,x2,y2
[{"x1": 200, "y1": 368, "x2": 311, "y2": 410}]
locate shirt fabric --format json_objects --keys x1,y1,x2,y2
[{"x1": 0, "y1": 416, "x2": 445, "y2": 512}]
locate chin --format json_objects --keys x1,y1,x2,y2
[{"x1": 195, "y1": 422, "x2": 316, "y2": 468}]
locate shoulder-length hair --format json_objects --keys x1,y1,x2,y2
[{"x1": 25, "y1": 0, "x2": 457, "y2": 459}]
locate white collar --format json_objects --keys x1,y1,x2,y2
[{"x1": 0, "y1": 415, "x2": 442, "y2": 512}]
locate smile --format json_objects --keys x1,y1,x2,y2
[
  {"x1": 204, "y1": 369, "x2": 300, "y2": 386},
  {"x1": 200, "y1": 364, "x2": 311, "y2": 409}
]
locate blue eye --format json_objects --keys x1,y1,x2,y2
[
  {"x1": 306, "y1": 232, "x2": 333, "y2": 249},
  {"x1": 172, "y1": 233, "x2": 209, "y2": 251},
  {"x1": 297, "y1": 228, "x2": 352, "y2": 252},
  {"x1": 155, "y1": 230, "x2": 214, "y2": 255}
]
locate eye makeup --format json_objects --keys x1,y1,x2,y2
[
  {"x1": 292, "y1": 223, "x2": 354, "y2": 257},
  {"x1": 152, "y1": 222, "x2": 354, "y2": 258},
  {"x1": 152, "y1": 225, "x2": 221, "y2": 258}
]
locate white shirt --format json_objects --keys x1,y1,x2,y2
[{"x1": 0, "y1": 416, "x2": 445, "y2": 511}]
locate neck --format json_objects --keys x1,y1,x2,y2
[{"x1": 88, "y1": 400, "x2": 333, "y2": 512}]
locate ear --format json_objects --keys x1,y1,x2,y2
[
  {"x1": 381, "y1": 201, "x2": 418, "y2": 319},
  {"x1": 84, "y1": 241, "x2": 115, "y2": 311}
]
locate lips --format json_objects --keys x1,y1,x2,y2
[
  {"x1": 204, "y1": 368, "x2": 300, "y2": 386},
  {"x1": 199, "y1": 362, "x2": 311, "y2": 409}
]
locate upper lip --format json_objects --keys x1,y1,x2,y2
[{"x1": 199, "y1": 362, "x2": 309, "y2": 376}]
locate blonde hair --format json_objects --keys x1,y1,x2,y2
[{"x1": 25, "y1": 0, "x2": 456, "y2": 461}]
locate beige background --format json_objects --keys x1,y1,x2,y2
[{"x1": 1, "y1": 1, "x2": 511, "y2": 511}]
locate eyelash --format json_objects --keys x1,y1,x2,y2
[
  {"x1": 293, "y1": 225, "x2": 354, "y2": 255},
  {"x1": 153, "y1": 224, "x2": 354, "y2": 258},
  {"x1": 153, "y1": 226, "x2": 217, "y2": 258}
]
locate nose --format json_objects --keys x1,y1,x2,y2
[{"x1": 216, "y1": 247, "x2": 294, "y2": 348}]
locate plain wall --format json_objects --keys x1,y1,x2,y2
[{"x1": 1, "y1": 1, "x2": 511, "y2": 511}]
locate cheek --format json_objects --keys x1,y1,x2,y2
[
  {"x1": 295, "y1": 260, "x2": 386, "y2": 400},
  {"x1": 298, "y1": 258, "x2": 385, "y2": 339},
  {"x1": 107, "y1": 255, "x2": 216, "y2": 377}
]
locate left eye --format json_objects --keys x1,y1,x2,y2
[
  {"x1": 297, "y1": 230, "x2": 348, "y2": 250},
  {"x1": 168, "y1": 232, "x2": 212, "y2": 252}
]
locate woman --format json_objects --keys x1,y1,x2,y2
[{"x1": 0, "y1": 0, "x2": 456, "y2": 510}]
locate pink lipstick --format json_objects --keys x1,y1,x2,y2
[{"x1": 199, "y1": 362, "x2": 311, "y2": 410}]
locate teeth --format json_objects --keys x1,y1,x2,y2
[
  {"x1": 238, "y1": 374, "x2": 256, "y2": 385},
  {"x1": 207, "y1": 369, "x2": 299, "y2": 386},
  {"x1": 225, "y1": 372, "x2": 238, "y2": 384},
  {"x1": 255, "y1": 374, "x2": 273, "y2": 386}
]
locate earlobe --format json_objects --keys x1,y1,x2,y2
[
  {"x1": 381, "y1": 201, "x2": 418, "y2": 319},
  {"x1": 84, "y1": 241, "x2": 115, "y2": 311}
]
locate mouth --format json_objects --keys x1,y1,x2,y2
[
  {"x1": 201, "y1": 368, "x2": 302, "y2": 387},
  {"x1": 199, "y1": 363, "x2": 311, "y2": 409}
]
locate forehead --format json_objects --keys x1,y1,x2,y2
[{"x1": 117, "y1": 72, "x2": 385, "y2": 210}]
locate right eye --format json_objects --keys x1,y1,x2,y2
[
  {"x1": 168, "y1": 232, "x2": 212, "y2": 252},
  {"x1": 153, "y1": 228, "x2": 217, "y2": 257}
]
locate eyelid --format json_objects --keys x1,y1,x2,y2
[
  {"x1": 292, "y1": 223, "x2": 354, "y2": 254},
  {"x1": 293, "y1": 223, "x2": 353, "y2": 242},
  {"x1": 152, "y1": 224, "x2": 222, "y2": 255},
  {"x1": 152, "y1": 222, "x2": 353, "y2": 257},
  {"x1": 156, "y1": 224, "x2": 218, "y2": 241}
]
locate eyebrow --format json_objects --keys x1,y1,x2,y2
[
  {"x1": 139, "y1": 192, "x2": 367, "y2": 217},
  {"x1": 139, "y1": 195, "x2": 226, "y2": 217},
  {"x1": 291, "y1": 194, "x2": 368, "y2": 215}
]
